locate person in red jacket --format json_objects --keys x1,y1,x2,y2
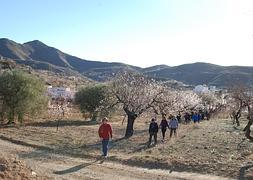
[{"x1": 98, "y1": 117, "x2": 112, "y2": 157}]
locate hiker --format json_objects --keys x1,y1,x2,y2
[
  {"x1": 148, "y1": 118, "x2": 159, "y2": 146},
  {"x1": 176, "y1": 113, "x2": 182, "y2": 123},
  {"x1": 168, "y1": 115, "x2": 179, "y2": 138},
  {"x1": 98, "y1": 117, "x2": 112, "y2": 158},
  {"x1": 197, "y1": 112, "x2": 201, "y2": 122},
  {"x1": 205, "y1": 110, "x2": 211, "y2": 120},
  {"x1": 184, "y1": 112, "x2": 191, "y2": 124},
  {"x1": 192, "y1": 112, "x2": 199, "y2": 123},
  {"x1": 160, "y1": 115, "x2": 168, "y2": 142},
  {"x1": 200, "y1": 110, "x2": 205, "y2": 120}
]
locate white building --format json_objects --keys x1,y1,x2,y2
[
  {"x1": 47, "y1": 86, "x2": 75, "y2": 100},
  {"x1": 193, "y1": 85, "x2": 210, "y2": 94}
]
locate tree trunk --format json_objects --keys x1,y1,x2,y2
[
  {"x1": 7, "y1": 110, "x2": 14, "y2": 124},
  {"x1": 91, "y1": 114, "x2": 97, "y2": 121},
  {"x1": 125, "y1": 115, "x2": 137, "y2": 138},
  {"x1": 244, "y1": 118, "x2": 253, "y2": 141},
  {"x1": 56, "y1": 119, "x2": 60, "y2": 131},
  {"x1": 243, "y1": 106, "x2": 253, "y2": 141},
  {"x1": 235, "y1": 116, "x2": 240, "y2": 126}
]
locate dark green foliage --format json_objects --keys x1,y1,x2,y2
[
  {"x1": 75, "y1": 84, "x2": 113, "y2": 120},
  {"x1": 0, "y1": 70, "x2": 48, "y2": 124}
]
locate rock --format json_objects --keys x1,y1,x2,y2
[
  {"x1": 211, "y1": 149, "x2": 215, "y2": 154},
  {"x1": 226, "y1": 147, "x2": 230, "y2": 150},
  {"x1": 13, "y1": 160, "x2": 20, "y2": 164},
  {"x1": 31, "y1": 171, "x2": 37, "y2": 176},
  {"x1": 0, "y1": 173, "x2": 4, "y2": 178},
  {"x1": 0, "y1": 164, "x2": 7, "y2": 172},
  {"x1": 204, "y1": 146, "x2": 208, "y2": 149}
]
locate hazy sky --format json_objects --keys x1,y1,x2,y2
[{"x1": 1, "y1": 0, "x2": 253, "y2": 67}]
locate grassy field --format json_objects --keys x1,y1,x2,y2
[{"x1": 0, "y1": 116, "x2": 252, "y2": 179}]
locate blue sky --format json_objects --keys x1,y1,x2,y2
[{"x1": 1, "y1": 0, "x2": 253, "y2": 67}]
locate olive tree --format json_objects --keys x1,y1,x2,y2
[
  {"x1": 75, "y1": 84, "x2": 116, "y2": 121},
  {"x1": 0, "y1": 70, "x2": 48, "y2": 124}
]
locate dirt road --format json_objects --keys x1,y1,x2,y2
[{"x1": 0, "y1": 138, "x2": 232, "y2": 180}]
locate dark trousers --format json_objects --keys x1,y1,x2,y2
[
  {"x1": 161, "y1": 128, "x2": 166, "y2": 139},
  {"x1": 148, "y1": 132, "x2": 157, "y2": 145},
  {"x1": 102, "y1": 139, "x2": 109, "y2": 156},
  {"x1": 170, "y1": 128, "x2": 177, "y2": 137}
]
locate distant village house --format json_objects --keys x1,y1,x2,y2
[{"x1": 47, "y1": 86, "x2": 75, "y2": 101}]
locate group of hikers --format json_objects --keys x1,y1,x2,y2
[
  {"x1": 98, "y1": 110, "x2": 210, "y2": 158},
  {"x1": 148, "y1": 114, "x2": 179, "y2": 147}
]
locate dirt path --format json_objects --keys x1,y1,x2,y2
[{"x1": 0, "y1": 138, "x2": 232, "y2": 180}]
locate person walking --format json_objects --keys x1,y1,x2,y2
[
  {"x1": 184, "y1": 112, "x2": 191, "y2": 124},
  {"x1": 176, "y1": 113, "x2": 182, "y2": 123},
  {"x1": 98, "y1": 117, "x2": 112, "y2": 158},
  {"x1": 148, "y1": 118, "x2": 159, "y2": 147},
  {"x1": 197, "y1": 112, "x2": 201, "y2": 123},
  {"x1": 192, "y1": 112, "x2": 199, "y2": 123},
  {"x1": 168, "y1": 115, "x2": 179, "y2": 138},
  {"x1": 160, "y1": 115, "x2": 168, "y2": 142}
]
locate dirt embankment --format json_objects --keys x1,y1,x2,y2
[{"x1": 0, "y1": 153, "x2": 40, "y2": 180}]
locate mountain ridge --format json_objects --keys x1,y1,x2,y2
[{"x1": 1, "y1": 38, "x2": 253, "y2": 87}]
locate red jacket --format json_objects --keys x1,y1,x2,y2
[{"x1": 98, "y1": 123, "x2": 112, "y2": 139}]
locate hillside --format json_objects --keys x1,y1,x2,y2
[
  {"x1": 145, "y1": 62, "x2": 253, "y2": 87},
  {"x1": 1, "y1": 38, "x2": 253, "y2": 87}
]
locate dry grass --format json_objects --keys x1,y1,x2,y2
[{"x1": 0, "y1": 116, "x2": 253, "y2": 178}]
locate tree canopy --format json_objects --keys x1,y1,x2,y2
[
  {"x1": 75, "y1": 84, "x2": 116, "y2": 121},
  {"x1": 0, "y1": 70, "x2": 48, "y2": 124}
]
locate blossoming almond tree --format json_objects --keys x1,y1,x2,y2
[
  {"x1": 227, "y1": 86, "x2": 246, "y2": 126},
  {"x1": 110, "y1": 72, "x2": 165, "y2": 137},
  {"x1": 240, "y1": 87, "x2": 253, "y2": 140},
  {"x1": 151, "y1": 89, "x2": 201, "y2": 116}
]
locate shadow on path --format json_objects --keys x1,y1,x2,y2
[
  {"x1": 238, "y1": 164, "x2": 253, "y2": 180},
  {"x1": 26, "y1": 119, "x2": 98, "y2": 128},
  {"x1": 53, "y1": 158, "x2": 102, "y2": 175}
]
